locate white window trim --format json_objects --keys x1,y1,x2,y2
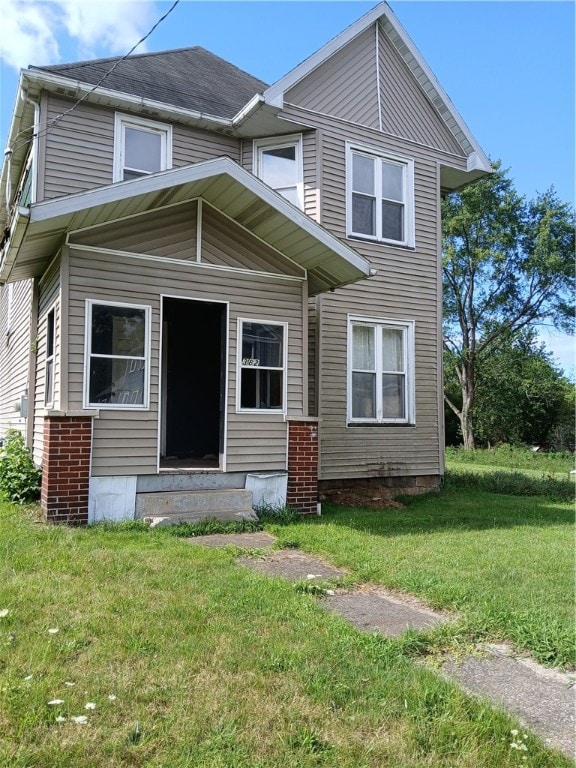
[
  {"x1": 347, "y1": 315, "x2": 415, "y2": 425},
  {"x1": 83, "y1": 299, "x2": 152, "y2": 410},
  {"x1": 113, "y1": 112, "x2": 172, "y2": 183},
  {"x1": 345, "y1": 141, "x2": 415, "y2": 248},
  {"x1": 236, "y1": 317, "x2": 288, "y2": 414},
  {"x1": 253, "y1": 134, "x2": 304, "y2": 210}
]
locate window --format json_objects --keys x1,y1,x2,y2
[
  {"x1": 237, "y1": 320, "x2": 286, "y2": 411},
  {"x1": 45, "y1": 308, "x2": 55, "y2": 406},
  {"x1": 84, "y1": 301, "x2": 151, "y2": 409},
  {"x1": 113, "y1": 114, "x2": 172, "y2": 182},
  {"x1": 254, "y1": 135, "x2": 303, "y2": 208},
  {"x1": 348, "y1": 317, "x2": 414, "y2": 424},
  {"x1": 346, "y1": 143, "x2": 414, "y2": 246}
]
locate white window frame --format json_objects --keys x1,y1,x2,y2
[
  {"x1": 346, "y1": 142, "x2": 415, "y2": 248},
  {"x1": 236, "y1": 318, "x2": 288, "y2": 414},
  {"x1": 44, "y1": 306, "x2": 56, "y2": 407},
  {"x1": 347, "y1": 315, "x2": 415, "y2": 425},
  {"x1": 113, "y1": 113, "x2": 172, "y2": 183},
  {"x1": 84, "y1": 299, "x2": 151, "y2": 410},
  {"x1": 253, "y1": 134, "x2": 304, "y2": 209}
]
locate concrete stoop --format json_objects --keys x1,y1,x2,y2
[{"x1": 135, "y1": 489, "x2": 257, "y2": 527}]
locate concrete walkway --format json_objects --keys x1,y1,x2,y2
[{"x1": 189, "y1": 532, "x2": 576, "y2": 760}]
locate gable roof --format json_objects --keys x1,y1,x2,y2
[
  {"x1": 0, "y1": 157, "x2": 371, "y2": 295},
  {"x1": 32, "y1": 47, "x2": 268, "y2": 120},
  {"x1": 263, "y1": 2, "x2": 491, "y2": 175}
]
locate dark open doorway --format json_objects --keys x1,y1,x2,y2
[{"x1": 160, "y1": 297, "x2": 226, "y2": 469}]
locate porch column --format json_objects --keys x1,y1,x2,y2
[
  {"x1": 286, "y1": 417, "x2": 319, "y2": 515},
  {"x1": 41, "y1": 412, "x2": 95, "y2": 525}
]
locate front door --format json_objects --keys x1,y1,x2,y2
[{"x1": 160, "y1": 297, "x2": 226, "y2": 469}]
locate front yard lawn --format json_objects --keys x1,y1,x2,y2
[
  {"x1": 0, "y1": 491, "x2": 572, "y2": 767},
  {"x1": 268, "y1": 488, "x2": 575, "y2": 669}
]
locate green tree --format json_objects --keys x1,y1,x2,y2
[
  {"x1": 444, "y1": 329, "x2": 573, "y2": 448},
  {"x1": 442, "y1": 163, "x2": 575, "y2": 448}
]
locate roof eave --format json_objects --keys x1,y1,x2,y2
[{"x1": 4, "y1": 157, "x2": 370, "y2": 292}]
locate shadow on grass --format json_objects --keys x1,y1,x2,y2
[{"x1": 291, "y1": 486, "x2": 574, "y2": 539}]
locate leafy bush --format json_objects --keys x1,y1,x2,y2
[{"x1": 0, "y1": 429, "x2": 42, "y2": 503}]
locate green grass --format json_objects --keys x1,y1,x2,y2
[
  {"x1": 0, "y1": 502, "x2": 571, "y2": 767},
  {"x1": 268, "y1": 491, "x2": 575, "y2": 669},
  {"x1": 445, "y1": 445, "x2": 575, "y2": 475}
]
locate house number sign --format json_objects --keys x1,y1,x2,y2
[{"x1": 242, "y1": 358, "x2": 260, "y2": 366}]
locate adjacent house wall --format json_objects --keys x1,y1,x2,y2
[{"x1": 0, "y1": 279, "x2": 34, "y2": 441}]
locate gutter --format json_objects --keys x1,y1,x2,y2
[{"x1": 23, "y1": 69, "x2": 234, "y2": 131}]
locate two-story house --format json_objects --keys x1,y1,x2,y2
[{"x1": 0, "y1": 2, "x2": 490, "y2": 524}]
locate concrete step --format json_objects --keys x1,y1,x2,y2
[{"x1": 136, "y1": 489, "x2": 257, "y2": 526}]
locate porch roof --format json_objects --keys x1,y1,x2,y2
[{"x1": 0, "y1": 157, "x2": 371, "y2": 295}]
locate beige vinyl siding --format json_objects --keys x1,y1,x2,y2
[
  {"x1": 66, "y1": 246, "x2": 304, "y2": 477},
  {"x1": 0, "y1": 279, "x2": 34, "y2": 440},
  {"x1": 43, "y1": 97, "x2": 115, "y2": 200},
  {"x1": 286, "y1": 26, "x2": 380, "y2": 129},
  {"x1": 42, "y1": 96, "x2": 241, "y2": 200},
  {"x1": 307, "y1": 296, "x2": 319, "y2": 416},
  {"x1": 71, "y1": 202, "x2": 199, "y2": 261},
  {"x1": 33, "y1": 261, "x2": 61, "y2": 464},
  {"x1": 201, "y1": 204, "x2": 304, "y2": 276},
  {"x1": 378, "y1": 24, "x2": 464, "y2": 156},
  {"x1": 272, "y1": 101, "x2": 446, "y2": 479}
]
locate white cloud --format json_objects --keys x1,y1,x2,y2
[{"x1": 1, "y1": 0, "x2": 157, "y2": 71}]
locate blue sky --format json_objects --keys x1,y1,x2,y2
[{"x1": 1, "y1": 0, "x2": 574, "y2": 374}]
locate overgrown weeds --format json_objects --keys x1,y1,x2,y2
[{"x1": 444, "y1": 469, "x2": 574, "y2": 500}]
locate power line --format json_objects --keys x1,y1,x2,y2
[{"x1": 8, "y1": 0, "x2": 181, "y2": 157}]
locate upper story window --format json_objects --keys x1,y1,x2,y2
[
  {"x1": 84, "y1": 300, "x2": 151, "y2": 409},
  {"x1": 254, "y1": 135, "x2": 303, "y2": 209},
  {"x1": 113, "y1": 113, "x2": 172, "y2": 182},
  {"x1": 348, "y1": 316, "x2": 415, "y2": 425},
  {"x1": 346, "y1": 143, "x2": 414, "y2": 247}
]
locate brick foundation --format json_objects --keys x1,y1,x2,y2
[
  {"x1": 286, "y1": 419, "x2": 319, "y2": 514},
  {"x1": 41, "y1": 415, "x2": 93, "y2": 525}
]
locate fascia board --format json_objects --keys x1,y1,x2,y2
[
  {"x1": 381, "y1": 6, "x2": 491, "y2": 172},
  {"x1": 22, "y1": 69, "x2": 234, "y2": 131},
  {"x1": 29, "y1": 157, "x2": 371, "y2": 277}
]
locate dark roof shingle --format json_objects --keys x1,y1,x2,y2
[{"x1": 32, "y1": 47, "x2": 268, "y2": 119}]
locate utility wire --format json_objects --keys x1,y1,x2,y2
[{"x1": 8, "y1": 0, "x2": 181, "y2": 157}]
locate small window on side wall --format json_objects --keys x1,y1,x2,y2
[
  {"x1": 113, "y1": 113, "x2": 172, "y2": 182},
  {"x1": 254, "y1": 135, "x2": 303, "y2": 209},
  {"x1": 84, "y1": 301, "x2": 151, "y2": 409},
  {"x1": 348, "y1": 317, "x2": 415, "y2": 425},
  {"x1": 45, "y1": 308, "x2": 55, "y2": 407},
  {"x1": 238, "y1": 320, "x2": 286, "y2": 412},
  {"x1": 346, "y1": 143, "x2": 414, "y2": 247}
]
